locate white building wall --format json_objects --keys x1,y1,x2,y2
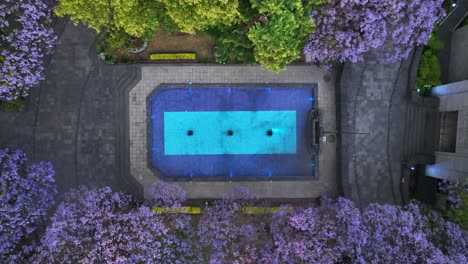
[{"x1": 426, "y1": 81, "x2": 468, "y2": 179}]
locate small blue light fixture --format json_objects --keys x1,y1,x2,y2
[
  {"x1": 417, "y1": 88, "x2": 420, "y2": 93},
  {"x1": 188, "y1": 87, "x2": 192, "y2": 95},
  {"x1": 410, "y1": 166, "x2": 415, "y2": 171},
  {"x1": 267, "y1": 170, "x2": 272, "y2": 177},
  {"x1": 151, "y1": 114, "x2": 157, "y2": 120},
  {"x1": 308, "y1": 162, "x2": 315, "y2": 167},
  {"x1": 267, "y1": 87, "x2": 272, "y2": 93},
  {"x1": 452, "y1": 3, "x2": 457, "y2": 7},
  {"x1": 189, "y1": 171, "x2": 193, "y2": 178},
  {"x1": 308, "y1": 97, "x2": 314, "y2": 101},
  {"x1": 227, "y1": 87, "x2": 232, "y2": 94},
  {"x1": 229, "y1": 169, "x2": 233, "y2": 178},
  {"x1": 152, "y1": 147, "x2": 157, "y2": 152}
]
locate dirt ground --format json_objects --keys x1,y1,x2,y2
[{"x1": 118, "y1": 28, "x2": 216, "y2": 63}]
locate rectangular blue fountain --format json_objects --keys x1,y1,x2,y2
[
  {"x1": 148, "y1": 84, "x2": 316, "y2": 179},
  {"x1": 164, "y1": 111, "x2": 297, "y2": 155}
]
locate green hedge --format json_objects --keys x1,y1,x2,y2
[
  {"x1": 1, "y1": 97, "x2": 25, "y2": 112},
  {"x1": 416, "y1": 25, "x2": 443, "y2": 93},
  {"x1": 150, "y1": 53, "x2": 196, "y2": 60}
]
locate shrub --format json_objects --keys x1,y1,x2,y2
[
  {"x1": 0, "y1": 149, "x2": 56, "y2": 262},
  {"x1": 1, "y1": 97, "x2": 26, "y2": 112},
  {"x1": 150, "y1": 53, "x2": 197, "y2": 60},
  {"x1": 439, "y1": 178, "x2": 468, "y2": 229},
  {"x1": 96, "y1": 28, "x2": 126, "y2": 64},
  {"x1": 416, "y1": 25, "x2": 444, "y2": 91},
  {"x1": 214, "y1": 27, "x2": 255, "y2": 64}
]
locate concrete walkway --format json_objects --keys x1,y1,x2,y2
[
  {"x1": 339, "y1": 53, "x2": 416, "y2": 208},
  {"x1": 0, "y1": 20, "x2": 141, "y2": 196}
]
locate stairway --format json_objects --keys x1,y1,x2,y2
[
  {"x1": 114, "y1": 65, "x2": 143, "y2": 198},
  {"x1": 403, "y1": 92, "x2": 440, "y2": 165}
]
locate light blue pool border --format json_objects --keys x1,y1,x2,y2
[{"x1": 146, "y1": 83, "x2": 319, "y2": 181}]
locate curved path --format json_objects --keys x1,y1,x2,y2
[
  {"x1": 0, "y1": 20, "x2": 142, "y2": 197},
  {"x1": 339, "y1": 53, "x2": 416, "y2": 208}
]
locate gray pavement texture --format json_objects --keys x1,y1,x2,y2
[
  {"x1": 0, "y1": 20, "x2": 142, "y2": 197},
  {"x1": 339, "y1": 54, "x2": 413, "y2": 208},
  {"x1": 449, "y1": 26, "x2": 468, "y2": 82},
  {"x1": 438, "y1": 0, "x2": 468, "y2": 83},
  {"x1": 339, "y1": 48, "x2": 440, "y2": 208}
]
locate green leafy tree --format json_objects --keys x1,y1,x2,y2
[
  {"x1": 55, "y1": 0, "x2": 160, "y2": 38},
  {"x1": 55, "y1": 0, "x2": 110, "y2": 33},
  {"x1": 215, "y1": 27, "x2": 255, "y2": 64},
  {"x1": 112, "y1": 0, "x2": 161, "y2": 38},
  {"x1": 247, "y1": 0, "x2": 320, "y2": 72},
  {"x1": 417, "y1": 50, "x2": 441, "y2": 89},
  {"x1": 160, "y1": 0, "x2": 241, "y2": 34},
  {"x1": 248, "y1": 12, "x2": 307, "y2": 72},
  {"x1": 416, "y1": 26, "x2": 443, "y2": 89}
]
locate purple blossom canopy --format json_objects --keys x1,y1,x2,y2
[
  {"x1": 8, "y1": 181, "x2": 465, "y2": 263},
  {"x1": 35, "y1": 183, "x2": 201, "y2": 263},
  {"x1": 304, "y1": 0, "x2": 445, "y2": 67},
  {"x1": 0, "y1": 0, "x2": 57, "y2": 101},
  {"x1": 0, "y1": 148, "x2": 56, "y2": 262}
]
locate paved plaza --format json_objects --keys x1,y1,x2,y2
[
  {"x1": 0, "y1": 21, "x2": 337, "y2": 200},
  {"x1": 0, "y1": 20, "x2": 425, "y2": 205}
]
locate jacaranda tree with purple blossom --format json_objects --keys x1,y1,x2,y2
[
  {"x1": 198, "y1": 187, "x2": 273, "y2": 263},
  {"x1": 438, "y1": 178, "x2": 468, "y2": 229},
  {"x1": 33, "y1": 186, "x2": 133, "y2": 263},
  {"x1": 35, "y1": 182, "x2": 200, "y2": 263},
  {"x1": 0, "y1": 0, "x2": 57, "y2": 102},
  {"x1": 427, "y1": 217, "x2": 468, "y2": 264},
  {"x1": 304, "y1": 0, "x2": 445, "y2": 67},
  {"x1": 25, "y1": 182, "x2": 468, "y2": 263},
  {"x1": 0, "y1": 149, "x2": 56, "y2": 263},
  {"x1": 360, "y1": 202, "x2": 446, "y2": 263},
  {"x1": 268, "y1": 197, "x2": 364, "y2": 263}
]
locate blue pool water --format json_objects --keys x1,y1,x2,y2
[
  {"x1": 164, "y1": 111, "x2": 296, "y2": 155},
  {"x1": 149, "y1": 84, "x2": 316, "y2": 179}
]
